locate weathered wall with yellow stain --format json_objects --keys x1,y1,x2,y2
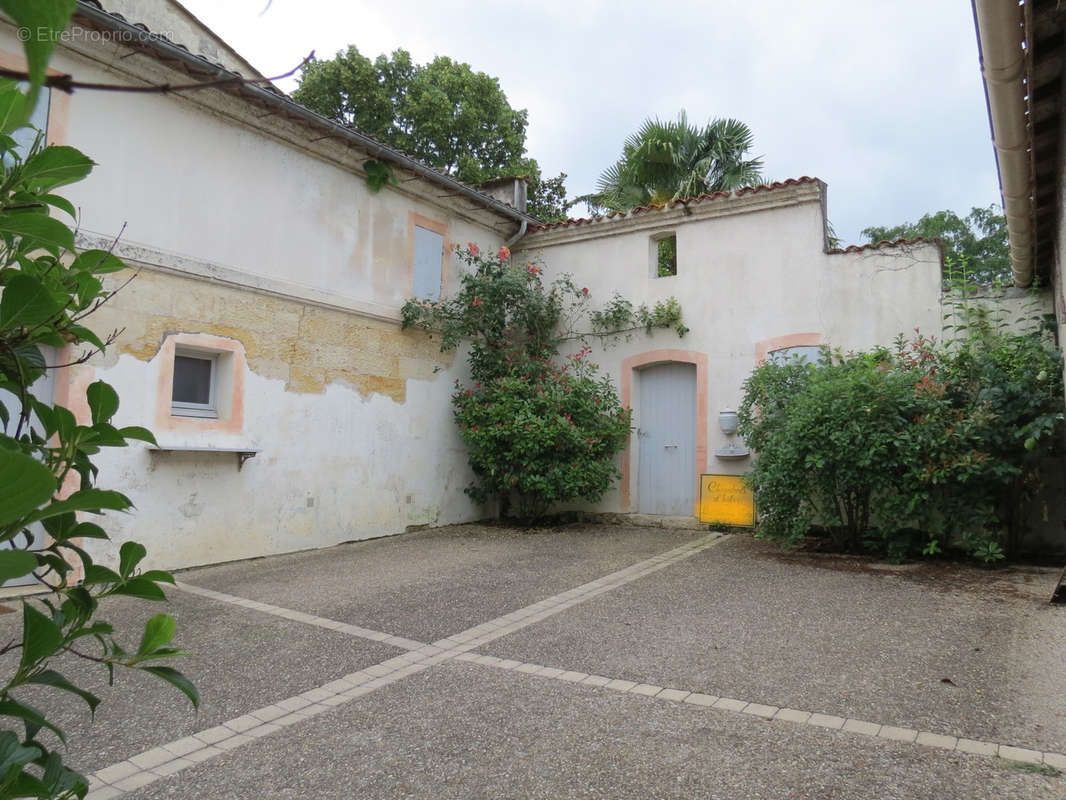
[
  {"x1": 82, "y1": 265, "x2": 483, "y2": 571},
  {"x1": 15, "y1": 31, "x2": 521, "y2": 571},
  {"x1": 91, "y1": 268, "x2": 453, "y2": 404}
]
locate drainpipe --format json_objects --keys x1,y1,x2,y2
[
  {"x1": 973, "y1": 0, "x2": 1033, "y2": 286},
  {"x1": 503, "y1": 220, "x2": 528, "y2": 249}
]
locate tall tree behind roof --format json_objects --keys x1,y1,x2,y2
[{"x1": 295, "y1": 46, "x2": 577, "y2": 219}]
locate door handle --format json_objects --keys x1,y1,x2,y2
[{"x1": 664, "y1": 444, "x2": 678, "y2": 449}]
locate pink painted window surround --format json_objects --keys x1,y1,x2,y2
[
  {"x1": 154, "y1": 333, "x2": 246, "y2": 435},
  {"x1": 754, "y1": 333, "x2": 823, "y2": 364}
]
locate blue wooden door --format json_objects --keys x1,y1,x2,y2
[{"x1": 637, "y1": 362, "x2": 697, "y2": 515}]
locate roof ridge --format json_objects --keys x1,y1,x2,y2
[
  {"x1": 71, "y1": 2, "x2": 538, "y2": 225},
  {"x1": 826, "y1": 236, "x2": 941, "y2": 255},
  {"x1": 532, "y1": 176, "x2": 823, "y2": 231}
]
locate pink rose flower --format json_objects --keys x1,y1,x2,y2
[{"x1": 498, "y1": 246, "x2": 511, "y2": 261}]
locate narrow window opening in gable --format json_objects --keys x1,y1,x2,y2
[{"x1": 656, "y1": 235, "x2": 677, "y2": 277}]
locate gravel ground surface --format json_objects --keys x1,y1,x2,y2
[
  {"x1": 4, "y1": 524, "x2": 1062, "y2": 798},
  {"x1": 126, "y1": 661, "x2": 1066, "y2": 800},
  {"x1": 479, "y1": 535, "x2": 1066, "y2": 753},
  {"x1": 181, "y1": 523, "x2": 694, "y2": 642},
  {"x1": 0, "y1": 589, "x2": 400, "y2": 771}
]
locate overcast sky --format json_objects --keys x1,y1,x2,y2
[{"x1": 180, "y1": 0, "x2": 999, "y2": 246}]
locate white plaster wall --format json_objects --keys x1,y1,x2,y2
[
  {"x1": 0, "y1": 29, "x2": 516, "y2": 569},
  {"x1": 517, "y1": 191, "x2": 944, "y2": 513},
  {"x1": 40, "y1": 44, "x2": 500, "y2": 312},
  {"x1": 87, "y1": 349, "x2": 481, "y2": 571}
]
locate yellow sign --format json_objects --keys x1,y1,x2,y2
[{"x1": 699, "y1": 474, "x2": 755, "y2": 527}]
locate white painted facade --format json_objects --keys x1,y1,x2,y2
[
  {"x1": 0, "y1": 15, "x2": 521, "y2": 571},
  {"x1": 516, "y1": 182, "x2": 944, "y2": 515},
  {"x1": 0, "y1": 7, "x2": 973, "y2": 570}
]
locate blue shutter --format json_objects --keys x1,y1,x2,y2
[{"x1": 413, "y1": 226, "x2": 444, "y2": 300}]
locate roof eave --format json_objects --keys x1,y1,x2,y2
[{"x1": 70, "y1": 2, "x2": 541, "y2": 229}]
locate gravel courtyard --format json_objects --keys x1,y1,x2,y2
[{"x1": 7, "y1": 524, "x2": 1065, "y2": 799}]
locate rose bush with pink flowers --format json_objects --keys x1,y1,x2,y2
[{"x1": 402, "y1": 243, "x2": 686, "y2": 519}]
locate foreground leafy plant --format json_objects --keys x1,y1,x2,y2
[
  {"x1": 0, "y1": 3, "x2": 197, "y2": 796},
  {"x1": 403, "y1": 244, "x2": 686, "y2": 519}
]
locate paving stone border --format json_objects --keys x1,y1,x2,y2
[
  {"x1": 83, "y1": 531, "x2": 1066, "y2": 797},
  {"x1": 172, "y1": 582, "x2": 426, "y2": 650},
  {"x1": 86, "y1": 534, "x2": 727, "y2": 798},
  {"x1": 448, "y1": 651, "x2": 1066, "y2": 771}
]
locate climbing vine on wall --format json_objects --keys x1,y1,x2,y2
[{"x1": 402, "y1": 244, "x2": 687, "y2": 519}]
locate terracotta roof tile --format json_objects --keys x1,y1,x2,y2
[
  {"x1": 530, "y1": 177, "x2": 823, "y2": 232},
  {"x1": 826, "y1": 237, "x2": 940, "y2": 254}
]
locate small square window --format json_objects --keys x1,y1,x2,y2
[
  {"x1": 171, "y1": 351, "x2": 218, "y2": 418},
  {"x1": 654, "y1": 234, "x2": 677, "y2": 278}
]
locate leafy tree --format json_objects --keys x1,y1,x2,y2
[
  {"x1": 524, "y1": 169, "x2": 571, "y2": 224},
  {"x1": 295, "y1": 47, "x2": 525, "y2": 180},
  {"x1": 593, "y1": 111, "x2": 763, "y2": 212},
  {"x1": 402, "y1": 244, "x2": 687, "y2": 519},
  {"x1": 0, "y1": 2, "x2": 197, "y2": 796},
  {"x1": 861, "y1": 206, "x2": 1009, "y2": 285},
  {"x1": 294, "y1": 46, "x2": 569, "y2": 218}
]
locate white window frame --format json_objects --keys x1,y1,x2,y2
[
  {"x1": 171, "y1": 349, "x2": 219, "y2": 419},
  {"x1": 768, "y1": 345, "x2": 822, "y2": 365}
]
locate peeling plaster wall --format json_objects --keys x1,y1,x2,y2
[
  {"x1": 74, "y1": 253, "x2": 492, "y2": 573},
  {"x1": 90, "y1": 270, "x2": 453, "y2": 403},
  {"x1": 75, "y1": 261, "x2": 492, "y2": 571},
  {"x1": 87, "y1": 347, "x2": 478, "y2": 570},
  {"x1": 517, "y1": 187, "x2": 944, "y2": 515},
  {"x1": 7, "y1": 31, "x2": 514, "y2": 570}
]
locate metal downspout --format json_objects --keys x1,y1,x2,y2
[
  {"x1": 973, "y1": 0, "x2": 1033, "y2": 286},
  {"x1": 503, "y1": 220, "x2": 528, "y2": 249}
]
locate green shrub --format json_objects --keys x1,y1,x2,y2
[
  {"x1": 403, "y1": 244, "x2": 685, "y2": 519},
  {"x1": 453, "y1": 347, "x2": 630, "y2": 519},
  {"x1": 739, "y1": 309, "x2": 1063, "y2": 562},
  {"x1": 0, "y1": 5, "x2": 198, "y2": 793}
]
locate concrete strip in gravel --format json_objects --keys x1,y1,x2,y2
[
  {"x1": 120, "y1": 662, "x2": 1065, "y2": 800},
  {"x1": 84, "y1": 532, "x2": 726, "y2": 795},
  {"x1": 477, "y1": 535, "x2": 1066, "y2": 752},
  {"x1": 0, "y1": 589, "x2": 403, "y2": 772},
  {"x1": 449, "y1": 654, "x2": 1066, "y2": 772},
  {"x1": 172, "y1": 582, "x2": 425, "y2": 649},
  {"x1": 14, "y1": 523, "x2": 1063, "y2": 799},
  {"x1": 178, "y1": 524, "x2": 707, "y2": 642}
]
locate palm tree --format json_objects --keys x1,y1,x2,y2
[{"x1": 594, "y1": 112, "x2": 763, "y2": 211}]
